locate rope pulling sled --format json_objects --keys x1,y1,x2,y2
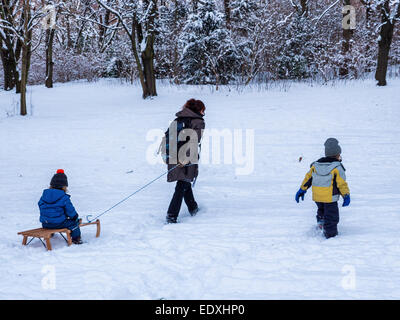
[{"x1": 86, "y1": 163, "x2": 195, "y2": 223}]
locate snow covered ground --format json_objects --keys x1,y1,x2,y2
[{"x1": 0, "y1": 78, "x2": 399, "y2": 299}]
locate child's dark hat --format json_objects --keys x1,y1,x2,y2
[{"x1": 50, "y1": 169, "x2": 68, "y2": 189}]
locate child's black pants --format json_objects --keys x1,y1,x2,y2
[
  {"x1": 167, "y1": 180, "x2": 198, "y2": 218},
  {"x1": 316, "y1": 201, "x2": 339, "y2": 238}
]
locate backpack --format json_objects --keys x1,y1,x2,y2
[{"x1": 158, "y1": 117, "x2": 193, "y2": 165}]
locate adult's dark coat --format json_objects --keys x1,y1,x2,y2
[{"x1": 167, "y1": 108, "x2": 205, "y2": 183}]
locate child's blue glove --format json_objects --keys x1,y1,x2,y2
[
  {"x1": 342, "y1": 194, "x2": 351, "y2": 207},
  {"x1": 295, "y1": 188, "x2": 307, "y2": 203}
]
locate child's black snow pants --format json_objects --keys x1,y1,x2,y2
[
  {"x1": 316, "y1": 201, "x2": 339, "y2": 238},
  {"x1": 167, "y1": 180, "x2": 198, "y2": 220}
]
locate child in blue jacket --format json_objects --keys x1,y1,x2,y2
[{"x1": 38, "y1": 169, "x2": 82, "y2": 244}]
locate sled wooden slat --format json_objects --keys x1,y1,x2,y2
[{"x1": 18, "y1": 219, "x2": 101, "y2": 251}]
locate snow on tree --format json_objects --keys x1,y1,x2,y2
[
  {"x1": 1, "y1": 0, "x2": 400, "y2": 90},
  {"x1": 373, "y1": 0, "x2": 400, "y2": 86},
  {"x1": 155, "y1": 0, "x2": 188, "y2": 81},
  {"x1": 178, "y1": 0, "x2": 240, "y2": 87},
  {"x1": 94, "y1": 0, "x2": 158, "y2": 98},
  {"x1": 229, "y1": 0, "x2": 268, "y2": 84},
  {"x1": 275, "y1": 14, "x2": 315, "y2": 80},
  {"x1": 0, "y1": 0, "x2": 47, "y2": 114}
]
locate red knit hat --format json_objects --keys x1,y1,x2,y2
[{"x1": 50, "y1": 169, "x2": 68, "y2": 188}]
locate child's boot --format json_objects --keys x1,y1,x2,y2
[
  {"x1": 72, "y1": 236, "x2": 83, "y2": 245},
  {"x1": 324, "y1": 230, "x2": 338, "y2": 239}
]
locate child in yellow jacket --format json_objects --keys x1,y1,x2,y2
[{"x1": 295, "y1": 138, "x2": 350, "y2": 238}]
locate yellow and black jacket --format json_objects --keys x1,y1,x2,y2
[{"x1": 300, "y1": 157, "x2": 350, "y2": 203}]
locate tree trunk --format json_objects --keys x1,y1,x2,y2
[
  {"x1": 66, "y1": 18, "x2": 73, "y2": 48},
  {"x1": 0, "y1": 0, "x2": 21, "y2": 92},
  {"x1": 340, "y1": 0, "x2": 354, "y2": 77},
  {"x1": 360, "y1": 0, "x2": 372, "y2": 23},
  {"x1": 172, "y1": 0, "x2": 179, "y2": 83},
  {"x1": 223, "y1": 0, "x2": 231, "y2": 29},
  {"x1": 130, "y1": 15, "x2": 147, "y2": 98},
  {"x1": 20, "y1": 0, "x2": 32, "y2": 116},
  {"x1": 342, "y1": 0, "x2": 353, "y2": 53},
  {"x1": 45, "y1": 28, "x2": 55, "y2": 88},
  {"x1": 375, "y1": 1, "x2": 395, "y2": 86},
  {"x1": 99, "y1": 1, "x2": 111, "y2": 49},
  {"x1": 300, "y1": 0, "x2": 308, "y2": 16},
  {"x1": 365, "y1": 3, "x2": 372, "y2": 22},
  {"x1": 141, "y1": 41, "x2": 157, "y2": 98},
  {"x1": 20, "y1": 51, "x2": 28, "y2": 116},
  {"x1": 135, "y1": 0, "x2": 157, "y2": 99},
  {"x1": 0, "y1": 43, "x2": 14, "y2": 91}
]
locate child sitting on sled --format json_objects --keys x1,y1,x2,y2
[
  {"x1": 38, "y1": 169, "x2": 83, "y2": 244},
  {"x1": 295, "y1": 138, "x2": 351, "y2": 239}
]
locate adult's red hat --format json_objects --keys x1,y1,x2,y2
[{"x1": 56, "y1": 169, "x2": 65, "y2": 174}]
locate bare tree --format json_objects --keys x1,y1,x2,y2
[
  {"x1": 98, "y1": 0, "x2": 113, "y2": 51},
  {"x1": 0, "y1": 0, "x2": 45, "y2": 115},
  {"x1": 20, "y1": 0, "x2": 33, "y2": 115},
  {"x1": 42, "y1": 0, "x2": 60, "y2": 88},
  {"x1": 360, "y1": 0, "x2": 373, "y2": 22},
  {"x1": 0, "y1": 0, "x2": 22, "y2": 92},
  {"x1": 95, "y1": 0, "x2": 157, "y2": 99},
  {"x1": 223, "y1": 0, "x2": 231, "y2": 28},
  {"x1": 342, "y1": 0, "x2": 354, "y2": 53},
  {"x1": 375, "y1": 0, "x2": 400, "y2": 86},
  {"x1": 340, "y1": 0, "x2": 355, "y2": 76}
]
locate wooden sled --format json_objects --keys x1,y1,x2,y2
[{"x1": 18, "y1": 219, "x2": 100, "y2": 251}]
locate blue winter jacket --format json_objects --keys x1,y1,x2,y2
[{"x1": 38, "y1": 189, "x2": 78, "y2": 224}]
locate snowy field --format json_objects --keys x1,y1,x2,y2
[{"x1": 0, "y1": 78, "x2": 399, "y2": 299}]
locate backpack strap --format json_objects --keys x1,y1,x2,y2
[{"x1": 175, "y1": 116, "x2": 193, "y2": 128}]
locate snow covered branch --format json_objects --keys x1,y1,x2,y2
[{"x1": 313, "y1": 0, "x2": 340, "y2": 24}]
